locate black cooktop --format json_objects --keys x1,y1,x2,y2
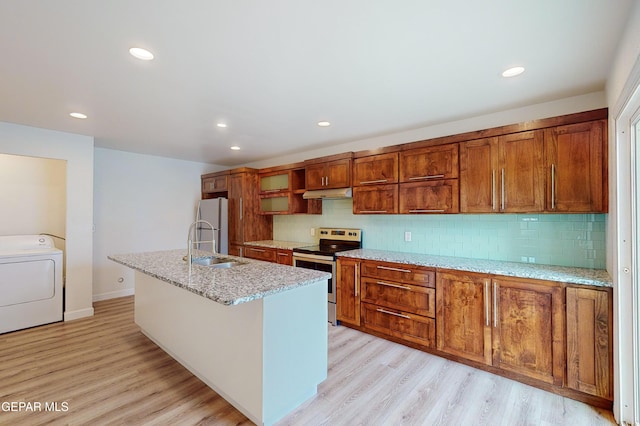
[{"x1": 293, "y1": 239, "x2": 361, "y2": 256}]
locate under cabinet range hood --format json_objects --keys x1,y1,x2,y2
[{"x1": 302, "y1": 187, "x2": 352, "y2": 199}]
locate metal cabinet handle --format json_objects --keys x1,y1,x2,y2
[
  {"x1": 409, "y1": 174, "x2": 445, "y2": 181},
  {"x1": 377, "y1": 281, "x2": 411, "y2": 290},
  {"x1": 491, "y1": 170, "x2": 496, "y2": 211},
  {"x1": 248, "y1": 248, "x2": 266, "y2": 253},
  {"x1": 355, "y1": 263, "x2": 360, "y2": 297},
  {"x1": 277, "y1": 252, "x2": 288, "y2": 256},
  {"x1": 377, "y1": 308, "x2": 410, "y2": 319},
  {"x1": 551, "y1": 163, "x2": 556, "y2": 210},
  {"x1": 501, "y1": 169, "x2": 505, "y2": 211},
  {"x1": 409, "y1": 209, "x2": 445, "y2": 213},
  {"x1": 484, "y1": 279, "x2": 490, "y2": 327},
  {"x1": 325, "y1": 175, "x2": 329, "y2": 186},
  {"x1": 239, "y1": 197, "x2": 243, "y2": 220},
  {"x1": 359, "y1": 210, "x2": 388, "y2": 213},
  {"x1": 360, "y1": 179, "x2": 388, "y2": 184},
  {"x1": 493, "y1": 280, "x2": 498, "y2": 328},
  {"x1": 377, "y1": 265, "x2": 412, "y2": 273}
]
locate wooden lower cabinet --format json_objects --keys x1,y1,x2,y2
[
  {"x1": 275, "y1": 249, "x2": 293, "y2": 265},
  {"x1": 492, "y1": 277, "x2": 565, "y2": 386},
  {"x1": 243, "y1": 246, "x2": 277, "y2": 262},
  {"x1": 336, "y1": 258, "x2": 360, "y2": 326},
  {"x1": 566, "y1": 287, "x2": 612, "y2": 400},
  {"x1": 437, "y1": 271, "x2": 564, "y2": 385},
  {"x1": 229, "y1": 244, "x2": 243, "y2": 257},
  {"x1": 436, "y1": 271, "x2": 492, "y2": 364}
]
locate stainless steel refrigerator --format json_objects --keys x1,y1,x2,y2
[{"x1": 196, "y1": 198, "x2": 228, "y2": 254}]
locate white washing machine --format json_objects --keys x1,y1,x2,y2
[{"x1": 0, "y1": 235, "x2": 63, "y2": 334}]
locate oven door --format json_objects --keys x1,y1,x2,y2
[
  {"x1": 292, "y1": 254, "x2": 336, "y2": 303},
  {"x1": 293, "y1": 254, "x2": 337, "y2": 325}
]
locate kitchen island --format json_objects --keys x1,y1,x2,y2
[{"x1": 109, "y1": 250, "x2": 331, "y2": 426}]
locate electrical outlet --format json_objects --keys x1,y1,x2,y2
[
  {"x1": 528, "y1": 257, "x2": 535, "y2": 263},
  {"x1": 521, "y1": 256, "x2": 528, "y2": 262},
  {"x1": 404, "y1": 231, "x2": 412, "y2": 242},
  {"x1": 310, "y1": 227, "x2": 315, "y2": 236}
]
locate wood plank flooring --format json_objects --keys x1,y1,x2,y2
[{"x1": 0, "y1": 296, "x2": 616, "y2": 425}]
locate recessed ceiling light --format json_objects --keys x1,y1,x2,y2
[
  {"x1": 217, "y1": 123, "x2": 227, "y2": 128},
  {"x1": 317, "y1": 121, "x2": 331, "y2": 127},
  {"x1": 69, "y1": 112, "x2": 87, "y2": 119},
  {"x1": 129, "y1": 47, "x2": 154, "y2": 61},
  {"x1": 230, "y1": 146, "x2": 241, "y2": 151},
  {"x1": 502, "y1": 66, "x2": 525, "y2": 77}
]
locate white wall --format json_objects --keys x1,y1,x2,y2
[
  {"x1": 0, "y1": 153, "x2": 66, "y2": 239},
  {"x1": 0, "y1": 122, "x2": 94, "y2": 321},
  {"x1": 245, "y1": 91, "x2": 607, "y2": 169},
  {"x1": 92, "y1": 148, "x2": 218, "y2": 300}
]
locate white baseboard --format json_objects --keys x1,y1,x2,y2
[
  {"x1": 92, "y1": 288, "x2": 135, "y2": 302},
  {"x1": 64, "y1": 307, "x2": 94, "y2": 321}
]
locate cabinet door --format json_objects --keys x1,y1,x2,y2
[
  {"x1": 202, "y1": 175, "x2": 228, "y2": 194},
  {"x1": 499, "y1": 131, "x2": 545, "y2": 212},
  {"x1": 325, "y1": 159, "x2": 351, "y2": 189},
  {"x1": 566, "y1": 287, "x2": 612, "y2": 399},
  {"x1": 460, "y1": 138, "x2": 499, "y2": 213},
  {"x1": 353, "y1": 152, "x2": 399, "y2": 185},
  {"x1": 353, "y1": 184, "x2": 398, "y2": 214},
  {"x1": 228, "y1": 174, "x2": 244, "y2": 245},
  {"x1": 229, "y1": 244, "x2": 243, "y2": 257},
  {"x1": 305, "y1": 163, "x2": 326, "y2": 190},
  {"x1": 492, "y1": 278, "x2": 564, "y2": 385},
  {"x1": 436, "y1": 272, "x2": 492, "y2": 365},
  {"x1": 545, "y1": 120, "x2": 606, "y2": 212},
  {"x1": 400, "y1": 144, "x2": 459, "y2": 182},
  {"x1": 399, "y1": 180, "x2": 459, "y2": 214},
  {"x1": 336, "y1": 258, "x2": 360, "y2": 326}
]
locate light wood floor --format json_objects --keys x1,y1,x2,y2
[{"x1": 0, "y1": 296, "x2": 616, "y2": 426}]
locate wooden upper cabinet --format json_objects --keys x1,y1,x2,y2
[
  {"x1": 545, "y1": 120, "x2": 607, "y2": 212},
  {"x1": 566, "y1": 287, "x2": 612, "y2": 400},
  {"x1": 336, "y1": 258, "x2": 360, "y2": 326},
  {"x1": 353, "y1": 152, "x2": 399, "y2": 185},
  {"x1": 436, "y1": 271, "x2": 492, "y2": 365},
  {"x1": 353, "y1": 184, "x2": 398, "y2": 214},
  {"x1": 492, "y1": 277, "x2": 564, "y2": 386},
  {"x1": 461, "y1": 131, "x2": 544, "y2": 213},
  {"x1": 400, "y1": 144, "x2": 458, "y2": 182},
  {"x1": 499, "y1": 130, "x2": 545, "y2": 212},
  {"x1": 305, "y1": 157, "x2": 351, "y2": 190},
  {"x1": 399, "y1": 180, "x2": 459, "y2": 214},
  {"x1": 460, "y1": 138, "x2": 499, "y2": 212}
]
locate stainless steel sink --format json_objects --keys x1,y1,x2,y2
[{"x1": 184, "y1": 255, "x2": 247, "y2": 268}]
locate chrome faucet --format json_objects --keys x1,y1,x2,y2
[{"x1": 187, "y1": 220, "x2": 217, "y2": 274}]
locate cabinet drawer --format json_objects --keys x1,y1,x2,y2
[
  {"x1": 361, "y1": 276, "x2": 435, "y2": 317},
  {"x1": 243, "y1": 246, "x2": 276, "y2": 262},
  {"x1": 361, "y1": 260, "x2": 435, "y2": 287},
  {"x1": 362, "y1": 302, "x2": 435, "y2": 348},
  {"x1": 275, "y1": 250, "x2": 293, "y2": 265}
]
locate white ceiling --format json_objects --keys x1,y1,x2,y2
[{"x1": 0, "y1": 1, "x2": 633, "y2": 166}]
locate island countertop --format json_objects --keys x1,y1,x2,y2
[
  {"x1": 109, "y1": 249, "x2": 331, "y2": 305},
  {"x1": 338, "y1": 249, "x2": 612, "y2": 288}
]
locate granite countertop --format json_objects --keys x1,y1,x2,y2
[
  {"x1": 108, "y1": 249, "x2": 330, "y2": 305},
  {"x1": 244, "y1": 240, "x2": 311, "y2": 250},
  {"x1": 338, "y1": 249, "x2": 612, "y2": 288}
]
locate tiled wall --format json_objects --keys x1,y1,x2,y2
[{"x1": 273, "y1": 199, "x2": 607, "y2": 269}]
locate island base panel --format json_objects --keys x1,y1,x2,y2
[{"x1": 134, "y1": 272, "x2": 328, "y2": 426}]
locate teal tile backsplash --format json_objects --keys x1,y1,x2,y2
[{"x1": 273, "y1": 199, "x2": 607, "y2": 269}]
